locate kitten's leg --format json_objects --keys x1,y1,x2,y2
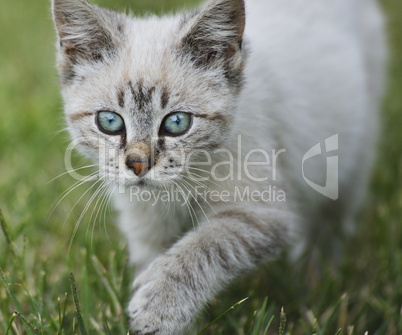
[{"x1": 128, "y1": 207, "x2": 291, "y2": 335}]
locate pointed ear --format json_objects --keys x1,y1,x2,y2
[
  {"x1": 181, "y1": 0, "x2": 245, "y2": 70},
  {"x1": 52, "y1": 0, "x2": 120, "y2": 67}
]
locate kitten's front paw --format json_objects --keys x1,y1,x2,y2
[
  {"x1": 129, "y1": 261, "x2": 194, "y2": 335},
  {"x1": 129, "y1": 292, "x2": 163, "y2": 335}
]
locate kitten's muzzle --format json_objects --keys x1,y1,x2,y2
[{"x1": 126, "y1": 157, "x2": 152, "y2": 177}]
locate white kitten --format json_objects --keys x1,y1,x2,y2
[{"x1": 52, "y1": 0, "x2": 387, "y2": 333}]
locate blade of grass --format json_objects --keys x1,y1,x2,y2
[
  {"x1": 20, "y1": 284, "x2": 41, "y2": 318},
  {"x1": 57, "y1": 297, "x2": 62, "y2": 333},
  {"x1": 320, "y1": 294, "x2": 346, "y2": 335},
  {"x1": 81, "y1": 250, "x2": 90, "y2": 325},
  {"x1": 198, "y1": 297, "x2": 249, "y2": 334},
  {"x1": 69, "y1": 272, "x2": 88, "y2": 335},
  {"x1": 37, "y1": 312, "x2": 44, "y2": 335},
  {"x1": 0, "y1": 268, "x2": 23, "y2": 313},
  {"x1": 5, "y1": 312, "x2": 17, "y2": 335},
  {"x1": 104, "y1": 320, "x2": 112, "y2": 335},
  {"x1": 90, "y1": 255, "x2": 123, "y2": 316},
  {"x1": 14, "y1": 311, "x2": 39, "y2": 333},
  {"x1": 0, "y1": 210, "x2": 17, "y2": 258},
  {"x1": 251, "y1": 297, "x2": 268, "y2": 334},
  {"x1": 279, "y1": 307, "x2": 286, "y2": 335},
  {"x1": 263, "y1": 315, "x2": 275, "y2": 335},
  {"x1": 57, "y1": 293, "x2": 67, "y2": 335},
  {"x1": 0, "y1": 268, "x2": 35, "y2": 334}
]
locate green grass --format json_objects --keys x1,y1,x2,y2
[{"x1": 1, "y1": 0, "x2": 402, "y2": 334}]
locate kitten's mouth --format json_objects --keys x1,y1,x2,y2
[
  {"x1": 135, "y1": 180, "x2": 147, "y2": 188},
  {"x1": 121, "y1": 177, "x2": 165, "y2": 191}
]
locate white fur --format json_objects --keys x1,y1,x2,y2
[
  {"x1": 112, "y1": 0, "x2": 387, "y2": 269},
  {"x1": 53, "y1": 0, "x2": 387, "y2": 333}
]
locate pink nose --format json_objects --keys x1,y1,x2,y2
[{"x1": 126, "y1": 159, "x2": 150, "y2": 177}]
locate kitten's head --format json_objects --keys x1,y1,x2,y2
[{"x1": 53, "y1": 0, "x2": 246, "y2": 188}]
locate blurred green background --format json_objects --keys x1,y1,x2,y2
[
  {"x1": 0, "y1": 0, "x2": 202, "y2": 248},
  {"x1": 0, "y1": 0, "x2": 401, "y2": 334}
]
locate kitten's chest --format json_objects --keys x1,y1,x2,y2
[{"x1": 114, "y1": 189, "x2": 195, "y2": 240}]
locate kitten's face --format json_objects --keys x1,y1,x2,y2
[{"x1": 53, "y1": 0, "x2": 245, "y2": 188}]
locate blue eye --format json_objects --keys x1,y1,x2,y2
[
  {"x1": 97, "y1": 111, "x2": 125, "y2": 135},
  {"x1": 161, "y1": 112, "x2": 192, "y2": 136}
]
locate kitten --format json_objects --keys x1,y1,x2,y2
[{"x1": 52, "y1": 0, "x2": 387, "y2": 333}]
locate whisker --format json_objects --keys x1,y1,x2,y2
[
  {"x1": 182, "y1": 172, "x2": 213, "y2": 193},
  {"x1": 86, "y1": 180, "x2": 109, "y2": 236},
  {"x1": 186, "y1": 167, "x2": 227, "y2": 191},
  {"x1": 180, "y1": 178, "x2": 211, "y2": 226},
  {"x1": 90, "y1": 181, "x2": 112, "y2": 248},
  {"x1": 186, "y1": 165, "x2": 226, "y2": 180},
  {"x1": 171, "y1": 180, "x2": 197, "y2": 229},
  {"x1": 159, "y1": 184, "x2": 170, "y2": 220},
  {"x1": 47, "y1": 164, "x2": 97, "y2": 184},
  {"x1": 88, "y1": 181, "x2": 110, "y2": 230},
  {"x1": 49, "y1": 127, "x2": 69, "y2": 139},
  {"x1": 47, "y1": 171, "x2": 99, "y2": 224},
  {"x1": 182, "y1": 174, "x2": 229, "y2": 214},
  {"x1": 187, "y1": 179, "x2": 221, "y2": 219},
  {"x1": 102, "y1": 184, "x2": 116, "y2": 241},
  {"x1": 175, "y1": 179, "x2": 200, "y2": 228},
  {"x1": 66, "y1": 178, "x2": 103, "y2": 254},
  {"x1": 78, "y1": 179, "x2": 108, "y2": 240}
]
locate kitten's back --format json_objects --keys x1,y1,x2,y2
[{"x1": 237, "y1": 0, "x2": 386, "y2": 251}]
